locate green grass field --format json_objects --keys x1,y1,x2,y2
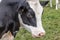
[{"x1": 15, "y1": 0, "x2": 60, "y2": 40}]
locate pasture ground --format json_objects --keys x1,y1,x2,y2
[{"x1": 15, "y1": 0, "x2": 60, "y2": 40}]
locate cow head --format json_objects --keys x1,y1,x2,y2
[{"x1": 18, "y1": 0, "x2": 45, "y2": 38}]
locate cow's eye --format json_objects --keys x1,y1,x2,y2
[
  {"x1": 28, "y1": 15, "x2": 33, "y2": 18},
  {"x1": 21, "y1": 9, "x2": 24, "y2": 12},
  {"x1": 27, "y1": 13, "x2": 33, "y2": 18}
]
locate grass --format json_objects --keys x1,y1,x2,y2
[{"x1": 15, "y1": 0, "x2": 60, "y2": 40}]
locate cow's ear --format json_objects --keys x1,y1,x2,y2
[
  {"x1": 18, "y1": 6, "x2": 25, "y2": 12},
  {"x1": 40, "y1": 1, "x2": 49, "y2": 7},
  {"x1": 17, "y1": 5, "x2": 28, "y2": 14},
  {"x1": 17, "y1": 6, "x2": 25, "y2": 14},
  {"x1": 17, "y1": 1, "x2": 28, "y2": 14}
]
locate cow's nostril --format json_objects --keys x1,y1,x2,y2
[
  {"x1": 32, "y1": 32, "x2": 45, "y2": 38},
  {"x1": 38, "y1": 32, "x2": 45, "y2": 37}
]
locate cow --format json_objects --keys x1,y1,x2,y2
[{"x1": 0, "y1": 0, "x2": 49, "y2": 39}]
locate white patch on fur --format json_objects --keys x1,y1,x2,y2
[{"x1": 18, "y1": 0, "x2": 45, "y2": 36}]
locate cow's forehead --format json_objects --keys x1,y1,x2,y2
[{"x1": 26, "y1": 1, "x2": 37, "y2": 12}]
